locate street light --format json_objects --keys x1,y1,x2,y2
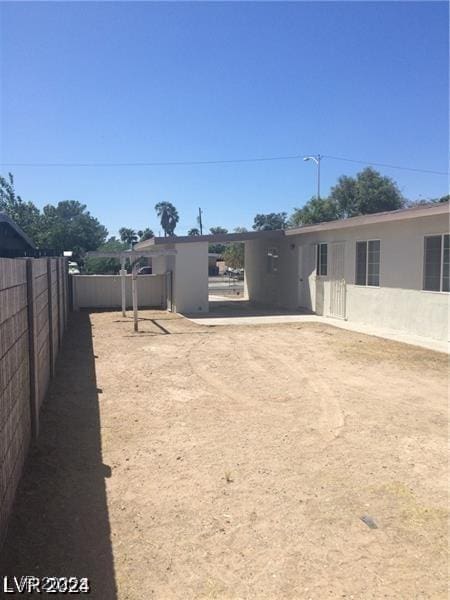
[{"x1": 303, "y1": 154, "x2": 322, "y2": 201}]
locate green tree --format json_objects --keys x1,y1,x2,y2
[
  {"x1": 85, "y1": 236, "x2": 128, "y2": 274},
  {"x1": 39, "y1": 200, "x2": 108, "y2": 256},
  {"x1": 223, "y1": 243, "x2": 244, "y2": 269},
  {"x1": 290, "y1": 168, "x2": 406, "y2": 226},
  {"x1": 290, "y1": 196, "x2": 339, "y2": 226},
  {"x1": 330, "y1": 167, "x2": 404, "y2": 217},
  {"x1": 209, "y1": 226, "x2": 228, "y2": 255},
  {"x1": 253, "y1": 212, "x2": 287, "y2": 231},
  {"x1": 0, "y1": 172, "x2": 42, "y2": 243},
  {"x1": 137, "y1": 228, "x2": 154, "y2": 241},
  {"x1": 188, "y1": 227, "x2": 200, "y2": 236},
  {"x1": 155, "y1": 201, "x2": 179, "y2": 236},
  {"x1": 119, "y1": 227, "x2": 138, "y2": 247}
]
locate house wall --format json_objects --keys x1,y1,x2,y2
[
  {"x1": 173, "y1": 242, "x2": 208, "y2": 313},
  {"x1": 245, "y1": 213, "x2": 449, "y2": 342},
  {"x1": 244, "y1": 237, "x2": 298, "y2": 308}
]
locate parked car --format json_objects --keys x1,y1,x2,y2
[
  {"x1": 137, "y1": 266, "x2": 152, "y2": 275},
  {"x1": 68, "y1": 261, "x2": 80, "y2": 275},
  {"x1": 224, "y1": 267, "x2": 244, "y2": 280}
]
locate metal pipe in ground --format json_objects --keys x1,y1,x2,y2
[{"x1": 132, "y1": 265, "x2": 138, "y2": 332}]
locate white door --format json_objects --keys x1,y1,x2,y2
[{"x1": 329, "y1": 242, "x2": 346, "y2": 319}]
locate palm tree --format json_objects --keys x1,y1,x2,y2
[
  {"x1": 188, "y1": 227, "x2": 200, "y2": 236},
  {"x1": 119, "y1": 227, "x2": 138, "y2": 248},
  {"x1": 137, "y1": 228, "x2": 154, "y2": 241},
  {"x1": 154, "y1": 202, "x2": 179, "y2": 237}
]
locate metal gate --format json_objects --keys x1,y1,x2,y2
[{"x1": 329, "y1": 242, "x2": 346, "y2": 319}]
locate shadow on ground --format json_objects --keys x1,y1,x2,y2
[
  {"x1": 0, "y1": 312, "x2": 117, "y2": 599},
  {"x1": 190, "y1": 298, "x2": 313, "y2": 319}
]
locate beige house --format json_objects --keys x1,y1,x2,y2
[{"x1": 135, "y1": 202, "x2": 449, "y2": 344}]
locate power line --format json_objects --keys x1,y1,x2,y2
[
  {"x1": 0, "y1": 154, "x2": 302, "y2": 168},
  {"x1": 323, "y1": 154, "x2": 448, "y2": 176},
  {"x1": 0, "y1": 153, "x2": 447, "y2": 175}
]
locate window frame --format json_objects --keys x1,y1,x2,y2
[
  {"x1": 423, "y1": 233, "x2": 449, "y2": 293},
  {"x1": 316, "y1": 242, "x2": 328, "y2": 277},
  {"x1": 355, "y1": 239, "x2": 381, "y2": 287}
]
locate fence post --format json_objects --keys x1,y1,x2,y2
[
  {"x1": 26, "y1": 259, "x2": 39, "y2": 439},
  {"x1": 56, "y1": 259, "x2": 62, "y2": 346},
  {"x1": 47, "y1": 259, "x2": 55, "y2": 378}
]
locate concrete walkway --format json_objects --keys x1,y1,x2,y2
[{"x1": 188, "y1": 299, "x2": 448, "y2": 354}]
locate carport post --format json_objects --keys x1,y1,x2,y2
[
  {"x1": 132, "y1": 264, "x2": 138, "y2": 332},
  {"x1": 120, "y1": 256, "x2": 126, "y2": 317}
]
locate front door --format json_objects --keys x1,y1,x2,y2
[{"x1": 329, "y1": 242, "x2": 346, "y2": 319}]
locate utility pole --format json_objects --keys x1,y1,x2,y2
[{"x1": 198, "y1": 207, "x2": 203, "y2": 235}]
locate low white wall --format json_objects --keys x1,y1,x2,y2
[
  {"x1": 346, "y1": 285, "x2": 449, "y2": 342},
  {"x1": 73, "y1": 274, "x2": 165, "y2": 309}
]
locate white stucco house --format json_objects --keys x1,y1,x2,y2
[{"x1": 135, "y1": 202, "x2": 449, "y2": 345}]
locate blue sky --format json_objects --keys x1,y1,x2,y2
[{"x1": 0, "y1": 1, "x2": 448, "y2": 237}]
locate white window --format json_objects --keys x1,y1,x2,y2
[
  {"x1": 356, "y1": 240, "x2": 380, "y2": 286},
  {"x1": 316, "y1": 243, "x2": 328, "y2": 276},
  {"x1": 423, "y1": 234, "x2": 449, "y2": 292},
  {"x1": 266, "y1": 247, "x2": 279, "y2": 273}
]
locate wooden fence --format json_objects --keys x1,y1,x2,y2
[{"x1": 0, "y1": 257, "x2": 68, "y2": 546}]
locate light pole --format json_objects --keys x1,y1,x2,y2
[{"x1": 303, "y1": 154, "x2": 322, "y2": 200}]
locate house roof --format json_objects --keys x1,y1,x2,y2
[
  {"x1": 285, "y1": 201, "x2": 449, "y2": 236},
  {"x1": 0, "y1": 212, "x2": 36, "y2": 249},
  {"x1": 135, "y1": 202, "x2": 449, "y2": 248},
  {"x1": 135, "y1": 228, "x2": 285, "y2": 249}
]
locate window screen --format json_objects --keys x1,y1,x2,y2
[
  {"x1": 316, "y1": 243, "x2": 328, "y2": 276},
  {"x1": 367, "y1": 240, "x2": 380, "y2": 286},
  {"x1": 443, "y1": 235, "x2": 449, "y2": 292},
  {"x1": 355, "y1": 241, "x2": 367, "y2": 285},
  {"x1": 356, "y1": 240, "x2": 380, "y2": 286},
  {"x1": 424, "y1": 236, "x2": 442, "y2": 291}
]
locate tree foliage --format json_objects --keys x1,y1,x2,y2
[
  {"x1": 290, "y1": 167, "x2": 406, "y2": 226},
  {"x1": 119, "y1": 227, "x2": 138, "y2": 247},
  {"x1": 188, "y1": 227, "x2": 200, "y2": 236},
  {"x1": 155, "y1": 201, "x2": 179, "y2": 236},
  {"x1": 0, "y1": 173, "x2": 42, "y2": 242},
  {"x1": 253, "y1": 212, "x2": 287, "y2": 231},
  {"x1": 330, "y1": 167, "x2": 404, "y2": 217},
  {"x1": 290, "y1": 196, "x2": 339, "y2": 226},
  {"x1": 208, "y1": 226, "x2": 228, "y2": 254},
  {"x1": 223, "y1": 243, "x2": 244, "y2": 269},
  {"x1": 85, "y1": 236, "x2": 128, "y2": 274},
  {"x1": 0, "y1": 173, "x2": 108, "y2": 256},
  {"x1": 38, "y1": 200, "x2": 108, "y2": 255},
  {"x1": 137, "y1": 227, "x2": 154, "y2": 241}
]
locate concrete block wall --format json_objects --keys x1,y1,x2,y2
[{"x1": 0, "y1": 257, "x2": 69, "y2": 547}]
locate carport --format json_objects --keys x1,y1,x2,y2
[{"x1": 134, "y1": 229, "x2": 285, "y2": 314}]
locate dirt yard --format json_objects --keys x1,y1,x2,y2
[{"x1": 1, "y1": 310, "x2": 448, "y2": 599}]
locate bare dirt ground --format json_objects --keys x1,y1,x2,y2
[{"x1": 1, "y1": 310, "x2": 448, "y2": 599}]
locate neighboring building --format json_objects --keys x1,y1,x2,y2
[
  {"x1": 208, "y1": 253, "x2": 222, "y2": 276},
  {"x1": 135, "y1": 202, "x2": 449, "y2": 344},
  {"x1": 0, "y1": 212, "x2": 36, "y2": 257}
]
